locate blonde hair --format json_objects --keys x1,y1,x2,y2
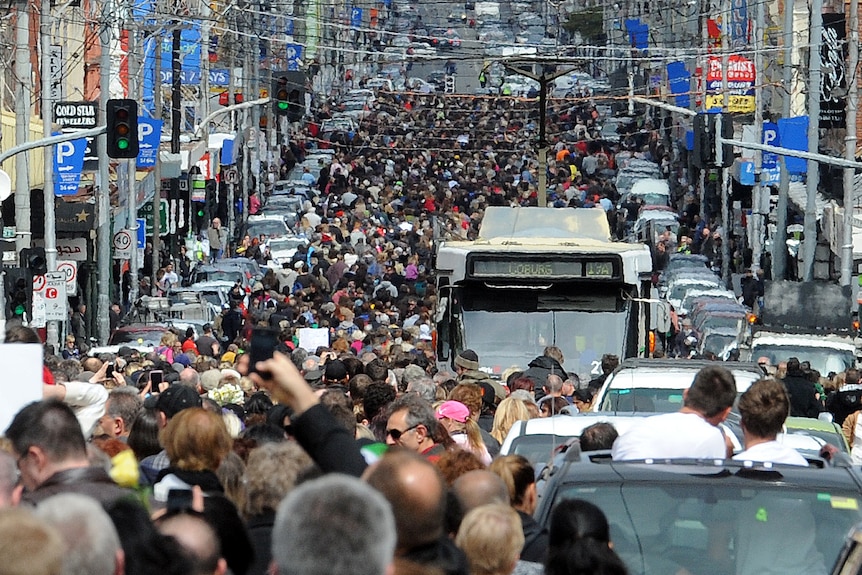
[
  {"x1": 490, "y1": 397, "x2": 531, "y2": 444},
  {"x1": 159, "y1": 332, "x2": 177, "y2": 347},
  {"x1": 455, "y1": 504, "x2": 524, "y2": 575}
]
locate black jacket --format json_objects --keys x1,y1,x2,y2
[
  {"x1": 522, "y1": 356, "x2": 567, "y2": 399},
  {"x1": 403, "y1": 536, "x2": 470, "y2": 575},
  {"x1": 518, "y1": 510, "x2": 549, "y2": 564},
  {"x1": 24, "y1": 466, "x2": 132, "y2": 508},
  {"x1": 826, "y1": 385, "x2": 862, "y2": 426},
  {"x1": 783, "y1": 373, "x2": 824, "y2": 418},
  {"x1": 292, "y1": 403, "x2": 369, "y2": 477},
  {"x1": 246, "y1": 510, "x2": 276, "y2": 575}
]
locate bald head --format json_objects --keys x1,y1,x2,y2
[
  {"x1": 179, "y1": 368, "x2": 202, "y2": 391},
  {"x1": 364, "y1": 450, "x2": 446, "y2": 552},
  {"x1": 158, "y1": 512, "x2": 223, "y2": 575},
  {"x1": 452, "y1": 470, "x2": 509, "y2": 513}
]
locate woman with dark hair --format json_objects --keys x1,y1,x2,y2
[
  {"x1": 128, "y1": 408, "x2": 163, "y2": 461},
  {"x1": 545, "y1": 499, "x2": 628, "y2": 575},
  {"x1": 489, "y1": 454, "x2": 548, "y2": 563}
]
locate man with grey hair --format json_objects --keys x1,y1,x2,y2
[
  {"x1": 406, "y1": 375, "x2": 437, "y2": 403},
  {"x1": 272, "y1": 474, "x2": 396, "y2": 575},
  {"x1": 179, "y1": 367, "x2": 203, "y2": 393},
  {"x1": 94, "y1": 387, "x2": 143, "y2": 440},
  {"x1": 452, "y1": 469, "x2": 509, "y2": 511},
  {"x1": 385, "y1": 393, "x2": 445, "y2": 460},
  {"x1": 34, "y1": 493, "x2": 124, "y2": 575}
]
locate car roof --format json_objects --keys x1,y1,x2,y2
[
  {"x1": 597, "y1": 358, "x2": 763, "y2": 395},
  {"x1": 500, "y1": 413, "x2": 650, "y2": 459},
  {"x1": 541, "y1": 452, "x2": 862, "y2": 492}
]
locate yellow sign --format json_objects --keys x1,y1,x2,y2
[{"x1": 704, "y1": 94, "x2": 755, "y2": 114}]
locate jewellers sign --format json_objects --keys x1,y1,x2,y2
[{"x1": 53, "y1": 101, "x2": 98, "y2": 129}]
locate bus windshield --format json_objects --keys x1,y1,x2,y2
[{"x1": 462, "y1": 309, "x2": 627, "y2": 380}]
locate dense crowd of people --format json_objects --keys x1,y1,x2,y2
[{"x1": 0, "y1": 90, "x2": 849, "y2": 575}]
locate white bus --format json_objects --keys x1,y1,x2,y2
[{"x1": 434, "y1": 207, "x2": 654, "y2": 380}]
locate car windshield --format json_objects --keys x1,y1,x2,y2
[
  {"x1": 198, "y1": 292, "x2": 223, "y2": 306},
  {"x1": 248, "y1": 220, "x2": 288, "y2": 238},
  {"x1": 599, "y1": 388, "x2": 685, "y2": 413},
  {"x1": 553, "y1": 482, "x2": 862, "y2": 575},
  {"x1": 752, "y1": 344, "x2": 854, "y2": 376},
  {"x1": 462, "y1": 309, "x2": 627, "y2": 381},
  {"x1": 668, "y1": 282, "x2": 719, "y2": 302},
  {"x1": 200, "y1": 270, "x2": 243, "y2": 284},
  {"x1": 110, "y1": 329, "x2": 164, "y2": 345},
  {"x1": 635, "y1": 192, "x2": 670, "y2": 206},
  {"x1": 270, "y1": 238, "x2": 306, "y2": 251}
]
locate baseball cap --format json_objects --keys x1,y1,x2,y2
[
  {"x1": 154, "y1": 384, "x2": 203, "y2": 418},
  {"x1": 324, "y1": 359, "x2": 348, "y2": 381},
  {"x1": 435, "y1": 400, "x2": 470, "y2": 423}
]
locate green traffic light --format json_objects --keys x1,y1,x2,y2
[
  {"x1": 117, "y1": 138, "x2": 130, "y2": 150},
  {"x1": 197, "y1": 209, "x2": 205, "y2": 217},
  {"x1": 13, "y1": 304, "x2": 24, "y2": 316},
  {"x1": 278, "y1": 101, "x2": 289, "y2": 110}
]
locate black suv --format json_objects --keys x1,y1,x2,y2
[{"x1": 536, "y1": 448, "x2": 862, "y2": 575}]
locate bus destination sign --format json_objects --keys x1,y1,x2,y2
[{"x1": 471, "y1": 258, "x2": 618, "y2": 279}]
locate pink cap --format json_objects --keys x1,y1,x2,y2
[{"x1": 435, "y1": 400, "x2": 470, "y2": 423}]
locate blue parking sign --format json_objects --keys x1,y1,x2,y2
[
  {"x1": 137, "y1": 118, "x2": 163, "y2": 169},
  {"x1": 53, "y1": 135, "x2": 88, "y2": 196}
]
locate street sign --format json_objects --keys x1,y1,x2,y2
[
  {"x1": 53, "y1": 135, "x2": 88, "y2": 196},
  {"x1": 224, "y1": 169, "x2": 238, "y2": 184},
  {"x1": 136, "y1": 218, "x2": 147, "y2": 249},
  {"x1": 137, "y1": 118, "x2": 163, "y2": 168},
  {"x1": 113, "y1": 229, "x2": 133, "y2": 259},
  {"x1": 57, "y1": 260, "x2": 78, "y2": 296},
  {"x1": 138, "y1": 199, "x2": 169, "y2": 235},
  {"x1": 43, "y1": 272, "x2": 67, "y2": 321}
]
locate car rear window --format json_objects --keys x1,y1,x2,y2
[{"x1": 552, "y1": 482, "x2": 862, "y2": 575}]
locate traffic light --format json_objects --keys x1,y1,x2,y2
[
  {"x1": 692, "y1": 112, "x2": 734, "y2": 169},
  {"x1": 106, "y1": 99, "x2": 139, "y2": 159},
  {"x1": 4, "y1": 267, "x2": 32, "y2": 321},
  {"x1": 20, "y1": 247, "x2": 47, "y2": 276},
  {"x1": 287, "y1": 89, "x2": 303, "y2": 122},
  {"x1": 193, "y1": 200, "x2": 207, "y2": 234},
  {"x1": 273, "y1": 77, "x2": 290, "y2": 115},
  {"x1": 272, "y1": 72, "x2": 306, "y2": 122}
]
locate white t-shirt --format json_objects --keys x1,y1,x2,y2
[
  {"x1": 611, "y1": 412, "x2": 727, "y2": 460},
  {"x1": 733, "y1": 441, "x2": 809, "y2": 466}
]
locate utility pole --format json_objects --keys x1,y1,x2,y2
[
  {"x1": 499, "y1": 60, "x2": 576, "y2": 207},
  {"x1": 802, "y1": 0, "x2": 822, "y2": 281},
  {"x1": 127, "y1": 16, "x2": 139, "y2": 305},
  {"x1": 750, "y1": 0, "x2": 764, "y2": 272},
  {"x1": 152, "y1": 34, "x2": 162, "y2": 282},
  {"x1": 97, "y1": 3, "x2": 113, "y2": 344},
  {"x1": 41, "y1": 0, "x2": 59, "y2": 349},
  {"x1": 841, "y1": 0, "x2": 858, "y2": 286},
  {"x1": 720, "y1": 0, "x2": 731, "y2": 285},
  {"x1": 171, "y1": 26, "x2": 181, "y2": 259},
  {"x1": 773, "y1": 0, "x2": 794, "y2": 280},
  {"x1": 15, "y1": 0, "x2": 31, "y2": 253}
]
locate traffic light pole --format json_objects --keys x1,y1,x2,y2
[
  {"x1": 41, "y1": 0, "x2": 58, "y2": 351},
  {"x1": 191, "y1": 97, "x2": 271, "y2": 140},
  {"x1": 97, "y1": 8, "x2": 112, "y2": 345}
]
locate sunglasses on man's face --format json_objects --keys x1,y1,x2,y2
[{"x1": 386, "y1": 423, "x2": 420, "y2": 441}]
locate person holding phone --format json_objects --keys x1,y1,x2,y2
[{"x1": 251, "y1": 353, "x2": 367, "y2": 477}]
